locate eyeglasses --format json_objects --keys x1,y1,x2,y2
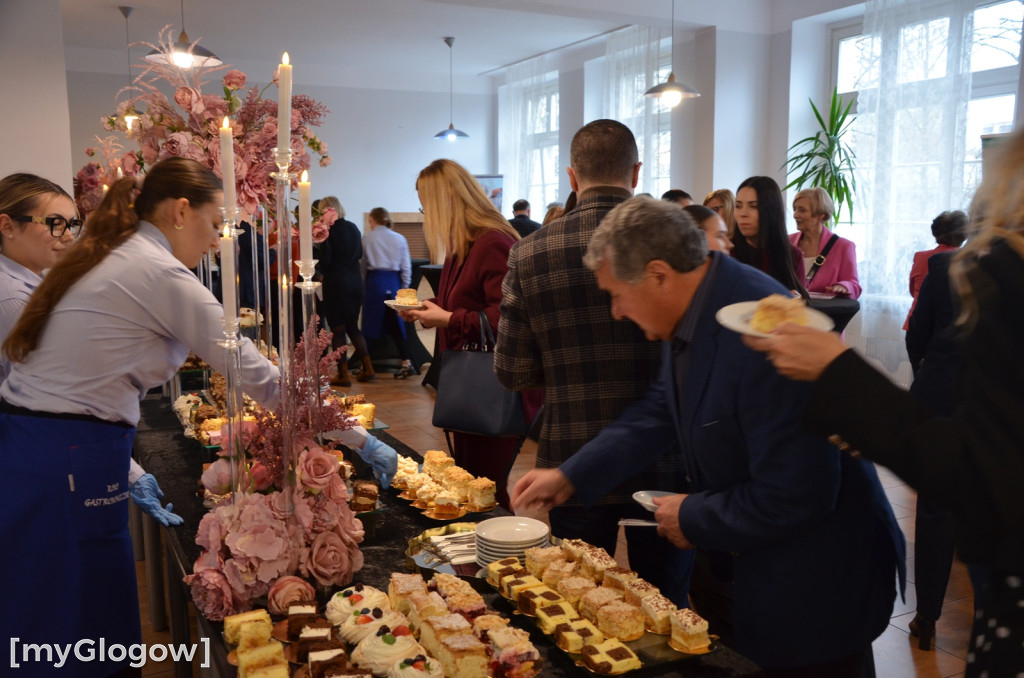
[
  {"x1": 12, "y1": 215, "x2": 84, "y2": 238},
  {"x1": 418, "y1": 207, "x2": 425, "y2": 214}
]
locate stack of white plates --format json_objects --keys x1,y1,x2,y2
[{"x1": 475, "y1": 516, "x2": 550, "y2": 568}]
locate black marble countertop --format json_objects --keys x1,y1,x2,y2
[{"x1": 134, "y1": 395, "x2": 762, "y2": 677}]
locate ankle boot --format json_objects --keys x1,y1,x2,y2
[
  {"x1": 331, "y1": 361, "x2": 352, "y2": 388},
  {"x1": 356, "y1": 355, "x2": 376, "y2": 382}
]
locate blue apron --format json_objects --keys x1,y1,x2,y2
[
  {"x1": 362, "y1": 269, "x2": 407, "y2": 341},
  {"x1": 0, "y1": 411, "x2": 140, "y2": 677}
]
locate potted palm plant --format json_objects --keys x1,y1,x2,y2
[{"x1": 783, "y1": 89, "x2": 858, "y2": 225}]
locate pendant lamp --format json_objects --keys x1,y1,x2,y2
[
  {"x1": 145, "y1": 0, "x2": 222, "y2": 69},
  {"x1": 434, "y1": 37, "x2": 469, "y2": 141},
  {"x1": 644, "y1": 0, "x2": 699, "y2": 107},
  {"x1": 118, "y1": 6, "x2": 140, "y2": 132}
]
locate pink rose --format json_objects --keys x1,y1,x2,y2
[
  {"x1": 174, "y1": 86, "x2": 198, "y2": 109},
  {"x1": 266, "y1": 575, "x2": 315, "y2": 616},
  {"x1": 184, "y1": 551, "x2": 244, "y2": 621},
  {"x1": 311, "y1": 222, "x2": 329, "y2": 244},
  {"x1": 319, "y1": 155, "x2": 332, "y2": 168},
  {"x1": 249, "y1": 461, "x2": 274, "y2": 492},
  {"x1": 297, "y1": 446, "x2": 338, "y2": 495},
  {"x1": 201, "y1": 459, "x2": 232, "y2": 494},
  {"x1": 159, "y1": 131, "x2": 194, "y2": 159},
  {"x1": 84, "y1": 147, "x2": 96, "y2": 157},
  {"x1": 300, "y1": 527, "x2": 360, "y2": 587},
  {"x1": 223, "y1": 70, "x2": 247, "y2": 91},
  {"x1": 121, "y1": 151, "x2": 139, "y2": 175}
]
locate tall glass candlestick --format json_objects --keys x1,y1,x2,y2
[
  {"x1": 219, "y1": 220, "x2": 238, "y2": 327},
  {"x1": 217, "y1": 207, "x2": 246, "y2": 505},
  {"x1": 272, "y1": 147, "x2": 296, "y2": 513}
]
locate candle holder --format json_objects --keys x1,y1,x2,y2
[
  {"x1": 218, "y1": 319, "x2": 248, "y2": 505},
  {"x1": 296, "y1": 260, "x2": 322, "y2": 434},
  {"x1": 272, "y1": 147, "x2": 296, "y2": 513},
  {"x1": 221, "y1": 206, "x2": 241, "y2": 237}
]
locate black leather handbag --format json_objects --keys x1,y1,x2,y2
[{"x1": 431, "y1": 312, "x2": 527, "y2": 437}]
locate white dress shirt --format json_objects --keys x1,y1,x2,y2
[
  {"x1": 0, "y1": 222, "x2": 279, "y2": 424},
  {"x1": 362, "y1": 226, "x2": 411, "y2": 287},
  {"x1": 0, "y1": 252, "x2": 41, "y2": 384}
]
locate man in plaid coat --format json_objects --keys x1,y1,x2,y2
[{"x1": 495, "y1": 119, "x2": 693, "y2": 606}]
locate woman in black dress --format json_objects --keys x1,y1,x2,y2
[{"x1": 317, "y1": 196, "x2": 368, "y2": 387}]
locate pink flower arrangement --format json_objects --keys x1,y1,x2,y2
[
  {"x1": 266, "y1": 575, "x2": 315, "y2": 616},
  {"x1": 186, "y1": 320, "x2": 362, "y2": 620},
  {"x1": 76, "y1": 26, "x2": 331, "y2": 220}
]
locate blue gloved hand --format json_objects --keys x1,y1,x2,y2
[
  {"x1": 129, "y1": 473, "x2": 184, "y2": 527},
  {"x1": 357, "y1": 435, "x2": 398, "y2": 488}
]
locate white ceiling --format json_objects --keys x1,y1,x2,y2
[{"x1": 58, "y1": 0, "x2": 776, "y2": 93}]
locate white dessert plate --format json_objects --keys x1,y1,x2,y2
[
  {"x1": 475, "y1": 516, "x2": 549, "y2": 544},
  {"x1": 715, "y1": 301, "x2": 834, "y2": 339},
  {"x1": 632, "y1": 490, "x2": 679, "y2": 513},
  {"x1": 384, "y1": 299, "x2": 424, "y2": 311}
]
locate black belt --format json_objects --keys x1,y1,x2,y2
[{"x1": 0, "y1": 401, "x2": 133, "y2": 429}]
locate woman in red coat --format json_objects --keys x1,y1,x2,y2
[{"x1": 402, "y1": 159, "x2": 537, "y2": 508}]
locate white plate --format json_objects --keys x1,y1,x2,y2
[
  {"x1": 475, "y1": 516, "x2": 549, "y2": 544},
  {"x1": 384, "y1": 299, "x2": 423, "y2": 311},
  {"x1": 715, "y1": 300, "x2": 834, "y2": 339},
  {"x1": 632, "y1": 490, "x2": 679, "y2": 513}
]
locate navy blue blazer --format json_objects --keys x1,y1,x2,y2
[{"x1": 562, "y1": 254, "x2": 905, "y2": 668}]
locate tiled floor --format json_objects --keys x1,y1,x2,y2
[{"x1": 137, "y1": 365, "x2": 973, "y2": 676}]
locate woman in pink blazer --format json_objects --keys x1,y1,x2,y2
[{"x1": 789, "y1": 187, "x2": 861, "y2": 299}]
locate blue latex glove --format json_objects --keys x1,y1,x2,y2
[
  {"x1": 129, "y1": 473, "x2": 184, "y2": 527},
  {"x1": 358, "y1": 435, "x2": 398, "y2": 488}
]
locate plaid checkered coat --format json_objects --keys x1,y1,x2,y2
[{"x1": 495, "y1": 188, "x2": 685, "y2": 504}]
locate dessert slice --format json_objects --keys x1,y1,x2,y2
[
  {"x1": 441, "y1": 466, "x2": 474, "y2": 503},
  {"x1": 389, "y1": 573, "x2": 428, "y2": 614},
  {"x1": 595, "y1": 601, "x2": 645, "y2": 642},
  {"x1": 295, "y1": 622, "x2": 334, "y2": 663},
  {"x1": 535, "y1": 601, "x2": 580, "y2": 635},
  {"x1": 418, "y1": 613, "x2": 472, "y2": 658},
  {"x1": 524, "y1": 545, "x2": 564, "y2": 579},
  {"x1": 579, "y1": 547, "x2": 618, "y2": 583},
  {"x1": 555, "y1": 576, "x2": 597, "y2": 608},
  {"x1": 559, "y1": 538, "x2": 589, "y2": 563},
  {"x1": 579, "y1": 587, "x2": 625, "y2": 624},
  {"x1": 553, "y1": 619, "x2": 604, "y2": 654},
  {"x1": 435, "y1": 633, "x2": 488, "y2": 678},
  {"x1": 223, "y1": 609, "x2": 272, "y2": 645},
  {"x1": 540, "y1": 559, "x2": 576, "y2": 590},
  {"x1": 602, "y1": 567, "x2": 638, "y2": 591},
  {"x1": 486, "y1": 557, "x2": 522, "y2": 585},
  {"x1": 350, "y1": 480, "x2": 378, "y2": 512},
  {"x1": 236, "y1": 642, "x2": 286, "y2": 677},
  {"x1": 517, "y1": 585, "x2": 563, "y2": 616},
  {"x1": 493, "y1": 565, "x2": 529, "y2": 591},
  {"x1": 466, "y1": 477, "x2": 496, "y2": 510},
  {"x1": 580, "y1": 639, "x2": 642, "y2": 674},
  {"x1": 407, "y1": 590, "x2": 448, "y2": 634},
  {"x1": 389, "y1": 653, "x2": 444, "y2": 678},
  {"x1": 670, "y1": 608, "x2": 711, "y2": 654},
  {"x1": 422, "y1": 450, "x2": 454, "y2": 481},
  {"x1": 308, "y1": 647, "x2": 348, "y2": 678},
  {"x1": 245, "y1": 663, "x2": 290, "y2": 678},
  {"x1": 432, "y1": 490, "x2": 461, "y2": 516},
  {"x1": 471, "y1": 614, "x2": 508, "y2": 643},
  {"x1": 622, "y1": 578, "x2": 660, "y2": 608},
  {"x1": 488, "y1": 626, "x2": 542, "y2": 678},
  {"x1": 396, "y1": 288, "x2": 419, "y2": 305},
  {"x1": 640, "y1": 593, "x2": 677, "y2": 634},
  {"x1": 445, "y1": 590, "x2": 486, "y2": 622},
  {"x1": 286, "y1": 602, "x2": 318, "y2": 640},
  {"x1": 504, "y1": 575, "x2": 545, "y2": 602}
]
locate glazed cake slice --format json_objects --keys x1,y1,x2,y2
[
  {"x1": 580, "y1": 639, "x2": 642, "y2": 674},
  {"x1": 553, "y1": 619, "x2": 605, "y2": 654}
]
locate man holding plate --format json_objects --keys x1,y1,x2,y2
[{"x1": 511, "y1": 196, "x2": 904, "y2": 678}]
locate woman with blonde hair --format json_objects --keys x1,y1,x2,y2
[
  {"x1": 745, "y1": 125, "x2": 1024, "y2": 676},
  {"x1": 402, "y1": 159, "x2": 533, "y2": 508},
  {"x1": 703, "y1": 188, "x2": 737, "y2": 238},
  {"x1": 789, "y1": 187, "x2": 861, "y2": 298}
]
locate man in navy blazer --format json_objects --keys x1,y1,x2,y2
[{"x1": 512, "y1": 196, "x2": 905, "y2": 676}]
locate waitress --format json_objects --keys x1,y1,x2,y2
[
  {"x1": 0, "y1": 173, "x2": 80, "y2": 383},
  {"x1": 0, "y1": 159, "x2": 282, "y2": 677}
]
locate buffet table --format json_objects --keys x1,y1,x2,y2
[{"x1": 133, "y1": 395, "x2": 763, "y2": 677}]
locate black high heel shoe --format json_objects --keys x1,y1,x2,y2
[{"x1": 909, "y1": 614, "x2": 936, "y2": 651}]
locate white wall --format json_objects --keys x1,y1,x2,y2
[
  {"x1": 0, "y1": 0, "x2": 74, "y2": 187},
  {"x1": 64, "y1": 71, "x2": 495, "y2": 223}
]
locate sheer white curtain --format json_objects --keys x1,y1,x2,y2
[
  {"x1": 853, "y1": 0, "x2": 975, "y2": 296},
  {"x1": 602, "y1": 26, "x2": 670, "y2": 196},
  {"x1": 498, "y1": 56, "x2": 548, "y2": 213}
]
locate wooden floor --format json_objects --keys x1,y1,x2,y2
[{"x1": 138, "y1": 367, "x2": 972, "y2": 677}]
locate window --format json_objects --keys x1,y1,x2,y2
[
  {"x1": 829, "y1": 0, "x2": 1022, "y2": 297},
  {"x1": 524, "y1": 83, "x2": 560, "y2": 213},
  {"x1": 498, "y1": 60, "x2": 558, "y2": 218}
]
